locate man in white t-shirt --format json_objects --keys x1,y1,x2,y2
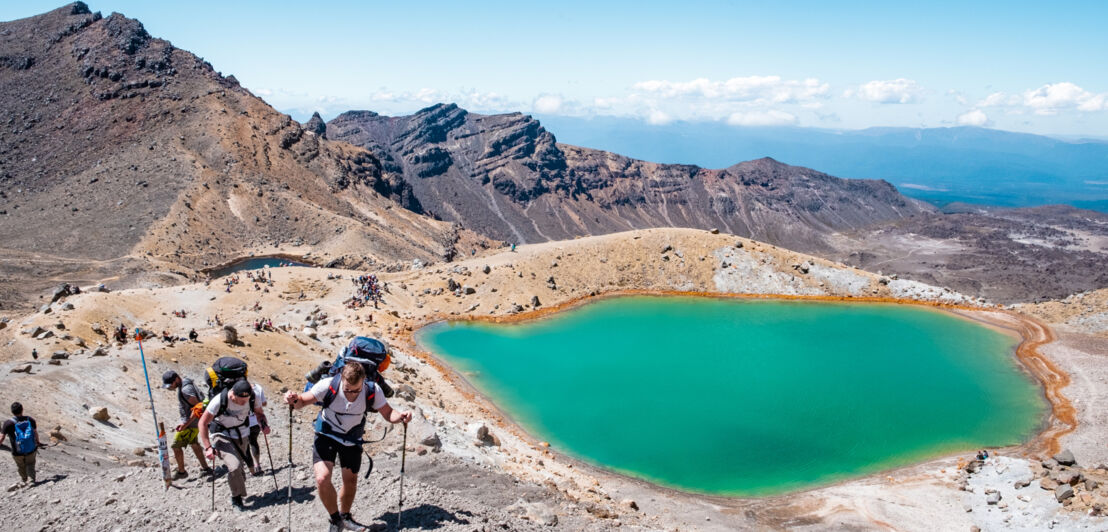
[
  {"x1": 199, "y1": 379, "x2": 269, "y2": 511},
  {"x1": 285, "y1": 361, "x2": 411, "y2": 532}
]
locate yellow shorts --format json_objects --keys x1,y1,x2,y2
[{"x1": 172, "y1": 427, "x2": 199, "y2": 449}]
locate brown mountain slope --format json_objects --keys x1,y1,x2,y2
[
  {"x1": 326, "y1": 104, "x2": 934, "y2": 250},
  {"x1": 0, "y1": 4, "x2": 466, "y2": 310}
]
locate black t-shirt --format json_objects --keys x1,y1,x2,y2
[{"x1": 2, "y1": 415, "x2": 37, "y2": 456}]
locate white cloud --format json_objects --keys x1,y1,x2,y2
[
  {"x1": 646, "y1": 109, "x2": 673, "y2": 125},
  {"x1": 1023, "y1": 82, "x2": 1108, "y2": 114},
  {"x1": 632, "y1": 76, "x2": 829, "y2": 104},
  {"x1": 979, "y1": 82, "x2": 1108, "y2": 115},
  {"x1": 957, "y1": 109, "x2": 990, "y2": 127},
  {"x1": 532, "y1": 94, "x2": 564, "y2": 114},
  {"x1": 726, "y1": 110, "x2": 797, "y2": 126},
  {"x1": 848, "y1": 78, "x2": 923, "y2": 104}
]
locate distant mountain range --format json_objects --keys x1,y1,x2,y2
[
  {"x1": 326, "y1": 104, "x2": 931, "y2": 251},
  {"x1": 533, "y1": 115, "x2": 1108, "y2": 212}
]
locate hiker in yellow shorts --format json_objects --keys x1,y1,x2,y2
[{"x1": 162, "y1": 370, "x2": 212, "y2": 478}]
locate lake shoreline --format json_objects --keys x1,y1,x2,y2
[{"x1": 406, "y1": 290, "x2": 1073, "y2": 501}]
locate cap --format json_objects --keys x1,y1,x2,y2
[
  {"x1": 161, "y1": 370, "x2": 179, "y2": 389},
  {"x1": 232, "y1": 379, "x2": 252, "y2": 397}
]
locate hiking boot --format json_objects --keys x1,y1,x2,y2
[
  {"x1": 341, "y1": 513, "x2": 369, "y2": 531},
  {"x1": 251, "y1": 467, "x2": 263, "y2": 477},
  {"x1": 199, "y1": 467, "x2": 214, "y2": 476},
  {"x1": 328, "y1": 522, "x2": 343, "y2": 532},
  {"x1": 230, "y1": 496, "x2": 246, "y2": 512},
  {"x1": 172, "y1": 470, "x2": 188, "y2": 480}
]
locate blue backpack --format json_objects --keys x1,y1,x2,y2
[
  {"x1": 303, "y1": 336, "x2": 394, "y2": 398},
  {"x1": 11, "y1": 418, "x2": 35, "y2": 455}
]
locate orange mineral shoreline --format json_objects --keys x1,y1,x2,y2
[{"x1": 396, "y1": 289, "x2": 1075, "y2": 490}]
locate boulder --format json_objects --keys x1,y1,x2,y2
[
  {"x1": 463, "y1": 286, "x2": 476, "y2": 295},
  {"x1": 1042, "y1": 458, "x2": 1058, "y2": 470},
  {"x1": 91, "y1": 323, "x2": 103, "y2": 335},
  {"x1": 40, "y1": 304, "x2": 52, "y2": 314},
  {"x1": 709, "y1": 228, "x2": 720, "y2": 234},
  {"x1": 621, "y1": 499, "x2": 639, "y2": 511},
  {"x1": 1052, "y1": 469, "x2": 1080, "y2": 486},
  {"x1": 90, "y1": 407, "x2": 110, "y2": 422},
  {"x1": 26, "y1": 326, "x2": 46, "y2": 337},
  {"x1": 9, "y1": 365, "x2": 31, "y2": 374},
  {"x1": 986, "y1": 492, "x2": 1001, "y2": 505},
  {"x1": 518, "y1": 501, "x2": 558, "y2": 527},
  {"x1": 420, "y1": 433, "x2": 442, "y2": 449},
  {"x1": 1040, "y1": 477, "x2": 1060, "y2": 491},
  {"x1": 303, "y1": 327, "x2": 318, "y2": 339},
  {"x1": 49, "y1": 426, "x2": 66, "y2": 442},
  {"x1": 661, "y1": 245, "x2": 673, "y2": 254},
  {"x1": 222, "y1": 325, "x2": 238, "y2": 344},
  {"x1": 50, "y1": 351, "x2": 69, "y2": 360},
  {"x1": 1053, "y1": 449, "x2": 1076, "y2": 466},
  {"x1": 1085, "y1": 478, "x2": 1099, "y2": 491},
  {"x1": 1055, "y1": 483, "x2": 1074, "y2": 502},
  {"x1": 92, "y1": 346, "x2": 108, "y2": 357},
  {"x1": 62, "y1": 302, "x2": 74, "y2": 311},
  {"x1": 396, "y1": 385, "x2": 416, "y2": 401},
  {"x1": 446, "y1": 278, "x2": 460, "y2": 291},
  {"x1": 531, "y1": 295, "x2": 541, "y2": 308},
  {"x1": 1013, "y1": 478, "x2": 1031, "y2": 489},
  {"x1": 475, "y1": 425, "x2": 499, "y2": 447},
  {"x1": 35, "y1": 330, "x2": 54, "y2": 340}
]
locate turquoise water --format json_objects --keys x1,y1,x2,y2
[
  {"x1": 418, "y1": 296, "x2": 1047, "y2": 496},
  {"x1": 209, "y1": 257, "x2": 309, "y2": 277}
]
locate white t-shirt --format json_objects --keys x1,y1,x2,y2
[
  {"x1": 308, "y1": 378, "x2": 387, "y2": 446},
  {"x1": 247, "y1": 383, "x2": 268, "y2": 428},
  {"x1": 205, "y1": 391, "x2": 253, "y2": 439}
]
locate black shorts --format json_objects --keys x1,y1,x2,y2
[{"x1": 312, "y1": 435, "x2": 362, "y2": 473}]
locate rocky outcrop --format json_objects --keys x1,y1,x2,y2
[
  {"x1": 328, "y1": 105, "x2": 932, "y2": 252},
  {"x1": 304, "y1": 112, "x2": 327, "y2": 138}
]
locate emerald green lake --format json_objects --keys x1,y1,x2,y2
[{"x1": 418, "y1": 296, "x2": 1047, "y2": 496}]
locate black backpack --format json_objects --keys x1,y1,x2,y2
[{"x1": 206, "y1": 356, "x2": 248, "y2": 399}]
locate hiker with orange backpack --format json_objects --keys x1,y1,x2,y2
[{"x1": 161, "y1": 370, "x2": 212, "y2": 479}]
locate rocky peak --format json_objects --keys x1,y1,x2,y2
[{"x1": 305, "y1": 112, "x2": 327, "y2": 138}]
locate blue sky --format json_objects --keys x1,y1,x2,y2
[{"x1": 4, "y1": 1, "x2": 1108, "y2": 136}]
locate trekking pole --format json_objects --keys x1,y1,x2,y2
[
  {"x1": 396, "y1": 422, "x2": 407, "y2": 531},
  {"x1": 135, "y1": 335, "x2": 172, "y2": 489},
  {"x1": 210, "y1": 463, "x2": 215, "y2": 511},
  {"x1": 263, "y1": 430, "x2": 279, "y2": 491},
  {"x1": 287, "y1": 405, "x2": 294, "y2": 532}
]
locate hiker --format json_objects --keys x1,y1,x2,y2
[
  {"x1": 199, "y1": 380, "x2": 268, "y2": 510},
  {"x1": 30, "y1": 348, "x2": 37, "y2": 360},
  {"x1": 246, "y1": 381, "x2": 268, "y2": 476},
  {"x1": 0, "y1": 402, "x2": 41, "y2": 486},
  {"x1": 188, "y1": 329, "x2": 198, "y2": 342},
  {"x1": 285, "y1": 362, "x2": 411, "y2": 532},
  {"x1": 162, "y1": 371, "x2": 211, "y2": 478}
]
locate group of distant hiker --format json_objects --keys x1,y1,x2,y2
[
  {"x1": 347, "y1": 274, "x2": 383, "y2": 309},
  {"x1": 155, "y1": 336, "x2": 409, "y2": 531}
]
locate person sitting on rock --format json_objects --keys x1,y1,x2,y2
[
  {"x1": 285, "y1": 362, "x2": 411, "y2": 532},
  {"x1": 199, "y1": 380, "x2": 268, "y2": 511},
  {"x1": 188, "y1": 329, "x2": 199, "y2": 342},
  {"x1": 162, "y1": 371, "x2": 211, "y2": 479},
  {"x1": 0, "y1": 402, "x2": 41, "y2": 486}
]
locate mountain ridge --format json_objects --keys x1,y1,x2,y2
[{"x1": 326, "y1": 103, "x2": 933, "y2": 250}]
